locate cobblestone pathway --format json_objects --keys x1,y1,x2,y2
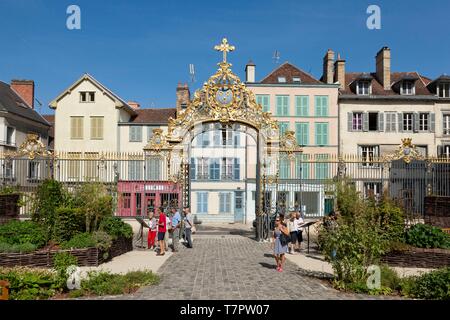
[{"x1": 129, "y1": 233, "x2": 399, "y2": 300}]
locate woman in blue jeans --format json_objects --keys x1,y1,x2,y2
[{"x1": 272, "y1": 215, "x2": 289, "y2": 272}]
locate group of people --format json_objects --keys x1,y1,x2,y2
[
  {"x1": 272, "y1": 211, "x2": 305, "y2": 272},
  {"x1": 146, "y1": 206, "x2": 194, "y2": 256}
]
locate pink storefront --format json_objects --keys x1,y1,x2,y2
[{"x1": 116, "y1": 181, "x2": 182, "y2": 217}]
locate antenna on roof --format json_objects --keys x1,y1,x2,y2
[
  {"x1": 35, "y1": 98, "x2": 42, "y2": 114},
  {"x1": 273, "y1": 50, "x2": 280, "y2": 64},
  {"x1": 189, "y1": 64, "x2": 196, "y2": 84}
]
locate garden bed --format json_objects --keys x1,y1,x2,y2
[
  {"x1": 0, "y1": 236, "x2": 132, "y2": 268},
  {"x1": 381, "y1": 247, "x2": 450, "y2": 268}
]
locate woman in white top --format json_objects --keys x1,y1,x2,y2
[{"x1": 295, "y1": 212, "x2": 304, "y2": 251}]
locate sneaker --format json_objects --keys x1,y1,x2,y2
[{"x1": 279, "y1": 267, "x2": 283, "y2": 272}]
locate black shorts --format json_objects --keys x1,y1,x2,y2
[
  {"x1": 157, "y1": 232, "x2": 165, "y2": 241},
  {"x1": 290, "y1": 231, "x2": 298, "y2": 244}
]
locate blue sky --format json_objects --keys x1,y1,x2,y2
[{"x1": 1, "y1": 0, "x2": 449, "y2": 115}]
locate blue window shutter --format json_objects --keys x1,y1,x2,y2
[
  {"x1": 315, "y1": 123, "x2": 321, "y2": 145},
  {"x1": 234, "y1": 158, "x2": 240, "y2": 180},
  {"x1": 315, "y1": 96, "x2": 321, "y2": 116},
  {"x1": 322, "y1": 96, "x2": 328, "y2": 116},
  {"x1": 303, "y1": 123, "x2": 309, "y2": 146}
]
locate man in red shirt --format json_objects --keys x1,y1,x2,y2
[{"x1": 156, "y1": 207, "x2": 167, "y2": 256}]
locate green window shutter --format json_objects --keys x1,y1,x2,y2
[
  {"x1": 283, "y1": 96, "x2": 289, "y2": 115},
  {"x1": 430, "y1": 113, "x2": 435, "y2": 132},
  {"x1": 323, "y1": 123, "x2": 328, "y2": 145},
  {"x1": 279, "y1": 122, "x2": 289, "y2": 137},
  {"x1": 319, "y1": 96, "x2": 328, "y2": 116},
  {"x1": 315, "y1": 123, "x2": 322, "y2": 145},
  {"x1": 296, "y1": 123, "x2": 308, "y2": 146},
  {"x1": 296, "y1": 96, "x2": 309, "y2": 116},
  {"x1": 315, "y1": 96, "x2": 321, "y2": 116},
  {"x1": 264, "y1": 96, "x2": 270, "y2": 112},
  {"x1": 276, "y1": 96, "x2": 283, "y2": 116}
]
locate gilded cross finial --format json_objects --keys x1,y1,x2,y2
[{"x1": 214, "y1": 38, "x2": 235, "y2": 63}]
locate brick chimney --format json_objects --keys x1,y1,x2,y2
[
  {"x1": 176, "y1": 83, "x2": 190, "y2": 111},
  {"x1": 334, "y1": 55, "x2": 346, "y2": 89},
  {"x1": 245, "y1": 60, "x2": 256, "y2": 83},
  {"x1": 127, "y1": 101, "x2": 140, "y2": 109},
  {"x1": 11, "y1": 80, "x2": 34, "y2": 108},
  {"x1": 322, "y1": 49, "x2": 335, "y2": 84},
  {"x1": 376, "y1": 46, "x2": 391, "y2": 90}
]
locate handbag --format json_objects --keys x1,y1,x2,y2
[{"x1": 279, "y1": 231, "x2": 291, "y2": 246}]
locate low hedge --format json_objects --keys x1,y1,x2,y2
[
  {"x1": 405, "y1": 224, "x2": 450, "y2": 249},
  {"x1": 401, "y1": 267, "x2": 450, "y2": 300},
  {"x1": 99, "y1": 216, "x2": 133, "y2": 240},
  {"x1": 0, "y1": 220, "x2": 47, "y2": 248}
]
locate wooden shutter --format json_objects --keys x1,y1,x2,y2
[
  {"x1": 363, "y1": 112, "x2": 369, "y2": 132},
  {"x1": 430, "y1": 113, "x2": 435, "y2": 132},
  {"x1": 413, "y1": 112, "x2": 419, "y2": 132},
  {"x1": 348, "y1": 112, "x2": 353, "y2": 132},
  {"x1": 378, "y1": 113, "x2": 384, "y2": 132},
  {"x1": 398, "y1": 113, "x2": 403, "y2": 132}
]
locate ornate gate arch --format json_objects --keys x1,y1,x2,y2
[{"x1": 144, "y1": 38, "x2": 298, "y2": 240}]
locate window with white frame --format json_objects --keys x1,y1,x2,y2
[
  {"x1": 419, "y1": 113, "x2": 429, "y2": 131},
  {"x1": 219, "y1": 192, "x2": 232, "y2": 213},
  {"x1": 80, "y1": 91, "x2": 95, "y2": 103},
  {"x1": 209, "y1": 158, "x2": 220, "y2": 180},
  {"x1": 197, "y1": 158, "x2": 209, "y2": 179},
  {"x1": 129, "y1": 126, "x2": 142, "y2": 142},
  {"x1": 352, "y1": 112, "x2": 363, "y2": 131},
  {"x1": 196, "y1": 132, "x2": 210, "y2": 147},
  {"x1": 438, "y1": 83, "x2": 450, "y2": 98},
  {"x1": 293, "y1": 76, "x2": 301, "y2": 83},
  {"x1": 359, "y1": 145, "x2": 379, "y2": 167},
  {"x1": 403, "y1": 113, "x2": 413, "y2": 131},
  {"x1": 197, "y1": 192, "x2": 208, "y2": 214},
  {"x1": 278, "y1": 76, "x2": 286, "y2": 83},
  {"x1": 28, "y1": 160, "x2": 40, "y2": 180},
  {"x1": 357, "y1": 81, "x2": 370, "y2": 95},
  {"x1": 221, "y1": 158, "x2": 233, "y2": 180},
  {"x1": 444, "y1": 114, "x2": 450, "y2": 135},
  {"x1": 401, "y1": 81, "x2": 415, "y2": 95},
  {"x1": 441, "y1": 145, "x2": 450, "y2": 158},
  {"x1": 364, "y1": 182, "x2": 382, "y2": 198}
]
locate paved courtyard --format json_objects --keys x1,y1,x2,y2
[{"x1": 126, "y1": 226, "x2": 399, "y2": 300}]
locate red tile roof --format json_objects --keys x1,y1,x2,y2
[
  {"x1": 259, "y1": 62, "x2": 322, "y2": 85},
  {"x1": 342, "y1": 72, "x2": 433, "y2": 96},
  {"x1": 130, "y1": 108, "x2": 177, "y2": 124}
]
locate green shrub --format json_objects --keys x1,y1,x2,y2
[
  {"x1": 53, "y1": 207, "x2": 84, "y2": 243},
  {"x1": 79, "y1": 270, "x2": 159, "y2": 296},
  {"x1": 380, "y1": 265, "x2": 401, "y2": 291},
  {"x1": 401, "y1": 267, "x2": 450, "y2": 300},
  {"x1": 0, "y1": 242, "x2": 38, "y2": 253},
  {"x1": 53, "y1": 252, "x2": 78, "y2": 290},
  {"x1": 73, "y1": 183, "x2": 113, "y2": 232},
  {"x1": 99, "y1": 216, "x2": 133, "y2": 239},
  {"x1": 0, "y1": 220, "x2": 47, "y2": 248},
  {"x1": 405, "y1": 224, "x2": 450, "y2": 249},
  {"x1": 319, "y1": 180, "x2": 406, "y2": 285},
  {"x1": 92, "y1": 231, "x2": 112, "y2": 259},
  {"x1": 60, "y1": 232, "x2": 95, "y2": 249},
  {"x1": 31, "y1": 180, "x2": 70, "y2": 240},
  {"x1": 0, "y1": 267, "x2": 57, "y2": 300}
]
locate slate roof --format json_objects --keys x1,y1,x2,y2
[
  {"x1": 0, "y1": 81, "x2": 50, "y2": 126},
  {"x1": 127, "y1": 108, "x2": 177, "y2": 124},
  {"x1": 341, "y1": 72, "x2": 433, "y2": 96},
  {"x1": 259, "y1": 62, "x2": 323, "y2": 85}
]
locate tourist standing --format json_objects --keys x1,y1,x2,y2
[
  {"x1": 288, "y1": 212, "x2": 298, "y2": 254},
  {"x1": 157, "y1": 207, "x2": 167, "y2": 256},
  {"x1": 272, "y1": 215, "x2": 289, "y2": 272},
  {"x1": 170, "y1": 207, "x2": 181, "y2": 252},
  {"x1": 147, "y1": 210, "x2": 157, "y2": 250},
  {"x1": 164, "y1": 209, "x2": 170, "y2": 251},
  {"x1": 295, "y1": 212, "x2": 304, "y2": 252},
  {"x1": 183, "y1": 207, "x2": 194, "y2": 248}
]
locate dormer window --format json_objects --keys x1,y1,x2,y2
[
  {"x1": 438, "y1": 83, "x2": 450, "y2": 98},
  {"x1": 292, "y1": 77, "x2": 301, "y2": 83},
  {"x1": 401, "y1": 81, "x2": 415, "y2": 95},
  {"x1": 357, "y1": 81, "x2": 370, "y2": 95},
  {"x1": 277, "y1": 76, "x2": 286, "y2": 83}
]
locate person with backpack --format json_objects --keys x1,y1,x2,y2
[{"x1": 272, "y1": 215, "x2": 289, "y2": 272}]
